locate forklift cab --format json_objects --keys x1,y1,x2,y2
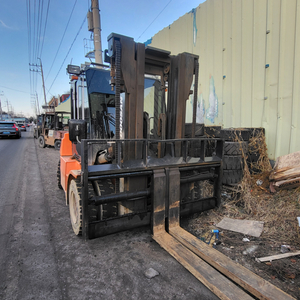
[{"x1": 69, "y1": 66, "x2": 163, "y2": 143}]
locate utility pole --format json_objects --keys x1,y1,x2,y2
[
  {"x1": 36, "y1": 92, "x2": 40, "y2": 115},
  {"x1": 88, "y1": 0, "x2": 103, "y2": 64},
  {"x1": 38, "y1": 58, "x2": 47, "y2": 105},
  {"x1": 29, "y1": 58, "x2": 47, "y2": 105},
  {"x1": 6, "y1": 99, "x2": 10, "y2": 115}
]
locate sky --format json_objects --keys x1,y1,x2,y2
[{"x1": 0, "y1": 0, "x2": 204, "y2": 117}]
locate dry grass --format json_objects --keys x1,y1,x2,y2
[{"x1": 191, "y1": 130, "x2": 300, "y2": 246}]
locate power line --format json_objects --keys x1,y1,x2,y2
[
  {"x1": 36, "y1": 0, "x2": 44, "y2": 58},
  {"x1": 47, "y1": 16, "x2": 86, "y2": 94},
  {"x1": 137, "y1": 0, "x2": 173, "y2": 41},
  {"x1": 35, "y1": 0, "x2": 41, "y2": 59},
  {"x1": 0, "y1": 86, "x2": 30, "y2": 94},
  {"x1": 45, "y1": 0, "x2": 78, "y2": 81},
  {"x1": 26, "y1": 0, "x2": 33, "y2": 93},
  {"x1": 26, "y1": 0, "x2": 51, "y2": 100},
  {"x1": 39, "y1": 0, "x2": 51, "y2": 58},
  {"x1": 33, "y1": 0, "x2": 37, "y2": 61}
]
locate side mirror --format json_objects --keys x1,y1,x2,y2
[{"x1": 69, "y1": 119, "x2": 87, "y2": 143}]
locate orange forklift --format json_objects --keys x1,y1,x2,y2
[
  {"x1": 35, "y1": 111, "x2": 70, "y2": 150},
  {"x1": 59, "y1": 33, "x2": 223, "y2": 238},
  {"x1": 58, "y1": 33, "x2": 292, "y2": 300}
]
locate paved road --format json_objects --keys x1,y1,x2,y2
[{"x1": 0, "y1": 129, "x2": 219, "y2": 300}]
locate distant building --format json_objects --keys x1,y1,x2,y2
[
  {"x1": 48, "y1": 96, "x2": 58, "y2": 108},
  {"x1": 48, "y1": 94, "x2": 70, "y2": 108},
  {"x1": 56, "y1": 95, "x2": 71, "y2": 114}
]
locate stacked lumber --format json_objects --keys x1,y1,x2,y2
[{"x1": 270, "y1": 151, "x2": 300, "y2": 190}]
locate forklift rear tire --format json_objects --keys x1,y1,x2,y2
[
  {"x1": 68, "y1": 179, "x2": 82, "y2": 235},
  {"x1": 54, "y1": 140, "x2": 61, "y2": 150},
  {"x1": 38, "y1": 136, "x2": 45, "y2": 148}
]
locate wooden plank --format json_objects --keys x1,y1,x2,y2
[
  {"x1": 256, "y1": 251, "x2": 300, "y2": 263},
  {"x1": 153, "y1": 232, "x2": 254, "y2": 300},
  {"x1": 170, "y1": 226, "x2": 296, "y2": 300},
  {"x1": 273, "y1": 176, "x2": 300, "y2": 190},
  {"x1": 216, "y1": 217, "x2": 264, "y2": 237},
  {"x1": 270, "y1": 166, "x2": 300, "y2": 181},
  {"x1": 272, "y1": 166, "x2": 298, "y2": 175}
]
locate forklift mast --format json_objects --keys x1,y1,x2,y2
[{"x1": 62, "y1": 33, "x2": 223, "y2": 240}]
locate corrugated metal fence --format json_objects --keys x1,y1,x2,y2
[{"x1": 150, "y1": 0, "x2": 300, "y2": 159}]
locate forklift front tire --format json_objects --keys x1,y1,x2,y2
[
  {"x1": 38, "y1": 136, "x2": 45, "y2": 148},
  {"x1": 68, "y1": 179, "x2": 83, "y2": 235}
]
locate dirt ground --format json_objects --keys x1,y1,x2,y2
[{"x1": 182, "y1": 185, "x2": 300, "y2": 300}]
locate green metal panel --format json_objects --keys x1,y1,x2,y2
[
  {"x1": 275, "y1": 0, "x2": 297, "y2": 158},
  {"x1": 290, "y1": 0, "x2": 300, "y2": 154},
  {"x1": 198, "y1": 1, "x2": 208, "y2": 124},
  {"x1": 222, "y1": 0, "x2": 233, "y2": 128},
  {"x1": 265, "y1": 0, "x2": 281, "y2": 159},
  {"x1": 149, "y1": 0, "x2": 300, "y2": 159},
  {"x1": 213, "y1": 0, "x2": 223, "y2": 126},
  {"x1": 251, "y1": 0, "x2": 267, "y2": 128},
  {"x1": 241, "y1": 0, "x2": 254, "y2": 127}
]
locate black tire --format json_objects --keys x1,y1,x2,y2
[
  {"x1": 224, "y1": 141, "x2": 248, "y2": 156},
  {"x1": 185, "y1": 123, "x2": 204, "y2": 137},
  {"x1": 204, "y1": 126, "x2": 222, "y2": 138},
  {"x1": 223, "y1": 155, "x2": 243, "y2": 170},
  {"x1": 57, "y1": 161, "x2": 63, "y2": 190},
  {"x1": 88, "y1": 183, "x2": 98, "y2": 222},
  {"x1": 68, "y1": 179, "x2": 83, "y2": 235},
  {"x1": 220, "y1": 128, "x2": 252, "y2": 141},
  {"x1": 38, "y1": 135, "x2": 45, "y2": 148},
  {"x1": 247, "y1": 153, "x2": 260, "y2": 164},
  {"x1": 246, "y1": 127, "x2": 265, "y2": 138},
  {"x1": 222, "y1": 170, "x2": 243, "y2": 185},
  {"x1": 54, "y1": 140, "x2": 61, "y2": 150}
]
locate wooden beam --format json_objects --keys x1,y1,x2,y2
[
  {"x1": 169, "y1": 226, "x2": 296, "y2": 300},
  {"x1": 270, "y1": 165, "x2": 300, "y2": 181},
  {"x1": 153, "y1": 232, "x2": 254, "y2": 300},
  {"x1": 273, "y1": 176, "x2": 300, "y2": 190},
  {"x1": 256, "y1": 251, "x2": 300, "y2": 263}
]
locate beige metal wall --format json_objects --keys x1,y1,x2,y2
[{"x1": 150, "y1": 0, "x2": 300, "y2": 159}]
